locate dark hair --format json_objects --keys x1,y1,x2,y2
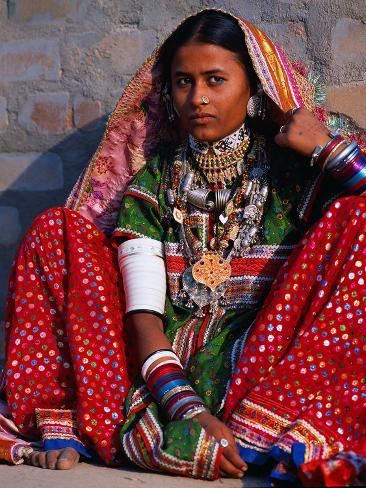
[{"x1": 158, "y1": 10, "x2": 257, "y2": 89}]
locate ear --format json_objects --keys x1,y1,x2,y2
[{"x1": 266, "y1": 98, "x2": 287, "y2": 126}]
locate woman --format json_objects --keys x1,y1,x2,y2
[{"x1": 1, "y1": 9, "x2": 365, "y2": 486}]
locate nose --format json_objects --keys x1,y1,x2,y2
[{"x1": 190, "y1": 81, "x2": 206, "y2": 108}]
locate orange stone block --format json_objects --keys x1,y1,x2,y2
[
  {"x1": 9, "y1": 0, "x2": 85, "y2": 23},
  {"x1": 73, "y1": 96, "x2": 102, "y2": 130},
  {"x1": 19, "y1": 93, "x2": 72, "y2": 135}
]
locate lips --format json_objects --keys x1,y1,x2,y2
[{"x1": 189, "y1": 112, "x2": 215, "y2": 120}]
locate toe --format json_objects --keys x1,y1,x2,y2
[
  {"x1": 46, "y1": 450, "x2": 60, "y2": 469},
  {"x1": 56, "y1": 448, "x2": 80, "y2": 470},
  {"x1": 38, "y1": 451, "x2": 48, "y2": 469},
  {"x1": 27, "y1": 451, "x2": 41, "y2": 467}
]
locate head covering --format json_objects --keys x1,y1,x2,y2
[{"x1": 65, "y1": 8, "x2": 365, "y2": 235}]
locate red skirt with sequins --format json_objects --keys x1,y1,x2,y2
[
  {"x1": 2, "y1": 208, "x2": 132, "y2": 465},
  {"x1": 224, "y1": 196, "x2": 366, "y2": 486}
]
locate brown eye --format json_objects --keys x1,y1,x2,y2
[
  {"x1": 208, "y1": 76, "x2": 224, "y2": 85},
  {"x1": 177, "y1": 77, "x2": 192, "y2": 86}
]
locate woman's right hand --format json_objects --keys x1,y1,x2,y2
[{"x1": 195, "y1": 411, "x2": 247, "y2": 478}]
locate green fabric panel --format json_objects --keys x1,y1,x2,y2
[{"x1": 114, "y1": 156, "x2": 164, "y2": 242}]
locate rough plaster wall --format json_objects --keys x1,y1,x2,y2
[{"x1": 0, "y1": 0, "x2": 365, "y2": 356}]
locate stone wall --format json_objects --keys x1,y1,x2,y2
[{"x1": 0, "y1": 0, "x2": 366, "y2": 357}]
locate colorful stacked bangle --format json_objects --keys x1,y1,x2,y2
[
  {"x1": 324, "y1": 143, "x2": 366, "y2": 195},
  {"x1": 331, "y1": 146, "x2": 366, "y2": 194},
  {"x1": 310, "y1": 132, "x2": 366, "y2": 196},
  {"x1": 142, "y1": 349, "x2": 208, "y2": 420},
  {"x1": 326, "y1": 141, "x2": 358, "y2": 171},
  {"x1": 310, "y1": 133, "x2": 342, "y2": 169},
  {"x1": 320, "y1": 139, "x2": 348, "y2": 172}
]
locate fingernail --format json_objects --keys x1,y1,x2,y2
[{"x1": 237, "y1": 472, "x2": 244, "y2": 478}]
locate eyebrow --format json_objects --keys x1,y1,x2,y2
[{"x1": 173, "y1": 69, "x2": 226, "y2": 77}]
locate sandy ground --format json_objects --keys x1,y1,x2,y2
[{"x1": 0, "y1": 461, "x2": 269, "y2": 488}]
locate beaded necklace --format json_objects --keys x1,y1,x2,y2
[
  {"x1": 189, "y1": 124, "x2": 250, "y2": 185},
  {"x1": 190, "y1": 141, "x2": 250, "y2": 185}
]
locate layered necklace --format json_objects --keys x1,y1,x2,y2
[
  {"x1": 166, "y1": 124, "x2": 270, "y2": 315},
  {"x1": 189, "y1": 124, "x2": 251, "y2": 185}
]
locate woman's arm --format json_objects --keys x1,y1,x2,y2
[
  {"x1": 274, "y1": 108, "x2": 366, "y2": 195},
  {"x1": 125, "y1": 312, "x2": 171, "y2": 367},
  {"x1": 126, "y1": 311, "x2": 247, "y2": 478}
]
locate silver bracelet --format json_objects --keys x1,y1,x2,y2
[
  {"x1": 182, "y1": 405, "x2": 209, "y2": 420},
  {"x1": 160, "y1": 385, "x2": 193, "y2": 405},
  {"x1": 310, "y1": 144, "x2": 323, "y2": 167}
]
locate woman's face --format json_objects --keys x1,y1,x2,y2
[{"x1": 170, "y1": 42, "x2": 252, "y2": 143}]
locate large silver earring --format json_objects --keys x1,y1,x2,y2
[
  {"x1": 162, "y1": 85, "x2": 175, "y2": 123},
  {"x1": 247, "y1": 85, "x2": 266, "y2": 119},
  {"x1": 246, "y1": 94, "x2": 261, "y2": 118}
]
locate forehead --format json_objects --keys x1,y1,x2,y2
[{"x1": 171, "y1": 42, "x2": 244, "y2": 73}]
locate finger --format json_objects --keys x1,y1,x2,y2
[
  {"x1": 279, "y1": 124, "x2": 288, "y2": 134},
  {"x1": 223, "y1": 435, "x2": 248, "y2": 471},
  {"x1": 220, "y1": 454, "x2": 244, "y2": 478},
  {"x1": 216, "y1": 426, "x2": 247, "y2": 470},
  {"x1": 285, "y1": 107, "x2": 301, "y2": 121},
  {"x1": 217, "y1": 429, "x2": 246, "y2": 472},
  {"x1": 222, "y1": 444, "x2": 247, "y2": 471},
  {"x1": 274, "y1": 131, "x2": 289, "y2": 147}
]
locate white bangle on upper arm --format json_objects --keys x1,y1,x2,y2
[{"x1": 118, "y1": 238, "x2": 166, "y2": 316}]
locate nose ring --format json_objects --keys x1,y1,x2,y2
[{"x1": 201, "y1": 96, "x2": 209, "y2": 105}]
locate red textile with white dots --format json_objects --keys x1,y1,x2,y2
[
  {"x1": 224, "y1": 196, "x2": 366, "y2": 485},
  {"x1": 3, "y1": 208, "x2": 132, "y2": 465}
]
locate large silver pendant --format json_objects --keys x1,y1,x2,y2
[{"x1": 182, "y1": 266, "x2": 227, "y2": 310}]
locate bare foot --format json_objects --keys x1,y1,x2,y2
[{"x1": 25, "y1": 447, "x2": 80, "y2": 469}]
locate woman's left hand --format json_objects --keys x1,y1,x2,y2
[
  {"x1": 195, "y1": 411, "x2": 247, "y2": 478},
  {"x1": 274, "y1": 107, "x2": 331, "y2": 157}
]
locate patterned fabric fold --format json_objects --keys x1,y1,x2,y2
[
  {"x1": 0, "y1": 398, "x2": 33, "y2": 464},
  {"x1": 224, "y1": 196, "x2": 366, "y2": 483},
  {"x1": 4, "y1": 208, "x2": 131, "y2": 465}
]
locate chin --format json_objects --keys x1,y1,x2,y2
[{"x1": 189, "y1": 127, "x2": 218, "y2": 143}]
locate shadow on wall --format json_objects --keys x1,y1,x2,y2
[{"x1": 0, "y1": 115, "x2": 108, "y2": 347}]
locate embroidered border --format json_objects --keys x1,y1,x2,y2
[
  {"x1": 114, "y1": 227, "x2": 148, "y2": 239},
  {"x1": 229, "y1": 398, "x2": 332, "y2": 461},
  {"x1": 123, "y1": 408, "x2": 193, "y2": 475},
  {"x1": 192, "y1": 429, "x2": 220, "y2": 479},
  {"x1": 297, "y1": 174, "x2": 323, "y2": 222},
  {"x1": 35, "y1": 408, "x2": 81, "y2": 443},
  {"x1": 124, "y1": 185, "x2": 159, "y2": 210}
]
